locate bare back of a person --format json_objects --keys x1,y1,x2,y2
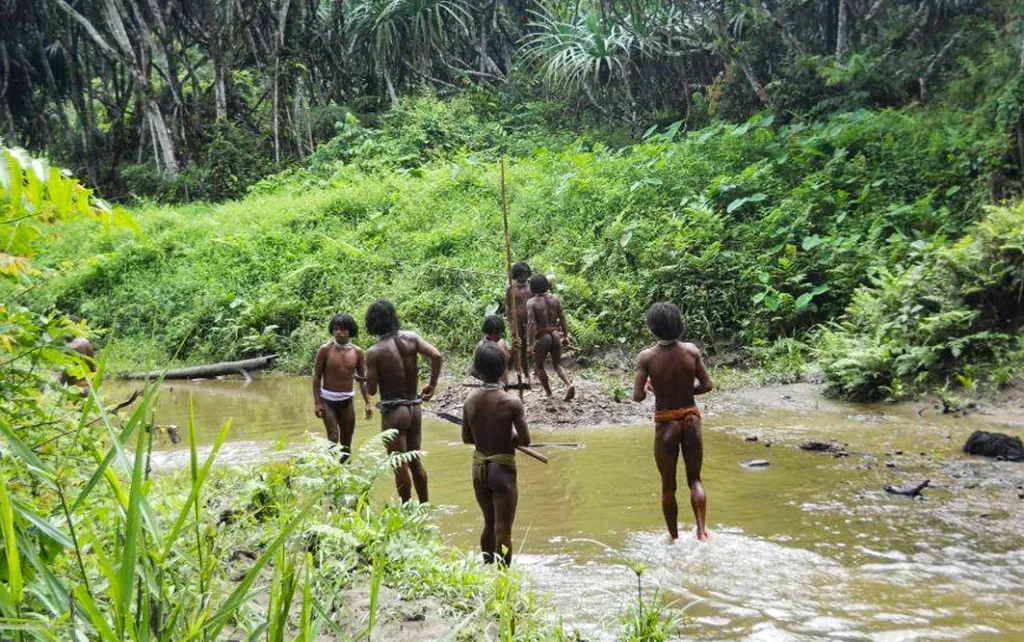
[
  {"x1": 463, "y1": 388, "x2": 527, "y2": 564},
  {"x1": 369, "y1": 332, "x2": 421, "y2": 402},
  {"x1": 636, "y1": 339, "x2": 711, "y2": 541},
  {"x1": 367, "y1": 331, "x2": 429, "y2": 501},
  {"x1": 527, "y1": 293, "x2": 574, "y2": 398},
  {"x1": 646, "y1": 342, "x2": 700, "y2": 411},
  {"x1": 464, "y1": 390, "x2": 519, "y2": 457}
]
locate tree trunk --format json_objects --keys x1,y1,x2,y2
[
  {"x1": 836, "y1": 0, "x2": 849, "y2": 59},
  {"x1": 124, "y1": 355, "x2": 278, "y2": 380}
]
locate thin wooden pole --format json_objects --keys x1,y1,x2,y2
[{"x1": 500, "y1": 157, "x2": 525, "y2": 402}]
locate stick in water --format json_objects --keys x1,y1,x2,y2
[{"x1": 429, "y1": 410, "x2": 548, "y2": 463}]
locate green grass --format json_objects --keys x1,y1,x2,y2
[{"x1": 36, "y1": 106, "x2": 1004, "y2": 390}]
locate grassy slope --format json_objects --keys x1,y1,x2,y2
[{"x1": 39, "y1": 107, "x2": 1002, "y2": 377}]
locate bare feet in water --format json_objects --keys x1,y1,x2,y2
[
  {"x1": 563, "y1": 384, "x2": 576, "y2": 402},
  {"x1": 696, "y1": 527, "x2": 709, "y2": 542}
]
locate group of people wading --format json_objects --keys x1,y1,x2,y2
[{"x1": 311, "y1": 262, "x2": 713, "y2": 565}]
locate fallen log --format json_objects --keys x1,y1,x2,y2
[{"x1": 123, "y1": 355, "x2": 277, "y2": 381}]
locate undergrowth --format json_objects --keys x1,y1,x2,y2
[{"x1": 36, "y1": 105, "x2": 1005, "y2": 389}]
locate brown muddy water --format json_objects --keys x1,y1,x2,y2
[{"x1": 103, "y1": 376, "x2": 1024, "y2": 641}]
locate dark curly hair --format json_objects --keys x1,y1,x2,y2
[
  {"x1": 473, "y1": 342, "x2": 506, "y2": 383},
  {"x1": 328, "y1": 313, "x2": 358, "y2": 337},
  {"x1": 511, "y1": 261, "x2": 531, "y2": 280},
  {"x1": 364, "y1": 299, "x2": 401, "y2": 336},
  {"x1": 528, "y1": 273, "x2": 549, "y2": 294},
  {"x1": 482, "y1": 315, "x2": 505, "y2": 337},
  {"x1": 645, "y1": 301, "x2": 683, "y2": 341}
]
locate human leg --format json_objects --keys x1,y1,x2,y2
[
  {"x1": 680, "y1": 415, "x2": 707, "y2": 541},
  {"x1": 534, "y1": 334, "x2": 553, "y2": 397},
  {"x1": 549, "y1": 331, "x2": 575, "y2": 400},
  {"x1": 490, "y1": 463, "x2": 519, "y2": 565},
  {"x1": 405, "y1": 407, "x2": 429, "y2": 502},
  {"x1": 473, "y1": 465, "x2": 496, "y2": 563},
  {"x1": 653, "y1": 422, "x2": 683, "y2": 541},
  {"x1": 383, "y1": 407, "x2": 413, "y2": 503},
  {"x1": 337, "y1": 399, "x2": 356, "y2": 461}
]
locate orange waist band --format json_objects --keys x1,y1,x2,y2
[{"x1": 654, "y1": 406, "x2": 701, "y2": 423}]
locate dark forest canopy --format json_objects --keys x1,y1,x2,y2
[{"x1": 1, "y1": 0, "x2": 1022, "y2": 201}]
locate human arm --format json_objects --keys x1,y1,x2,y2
[
  {"x1": 632, "y1": 352, "x2": 649, "y2": 403},
  {"x1": 462, "y1": 400, "x2": 474, "y2": 445},
  {"x1": 511, "y1": 399, "x2": 530, "y2": 447},
  {"x1": 556, "y1": 298, "x2": 571, "y2": 346},
  {"x1": 357, "y1": 348, "x2": 373, "y2": 419},
  {"x1": 312, "y1": 346, "x2": 326, "y2": 417},
  {"x1": 415, "y1": 335, "x2": 443, "y2": 401},
  {"x1": 692, "y1": 346, "x2": 714, "y2": 395}
]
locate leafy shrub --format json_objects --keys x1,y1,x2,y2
[
  {"x1": 818, "y1": 202, "x2": 1024, "y2": 400},
  {"x1": 35, "y1": 106, "x2": 1007, "y2": 372}
]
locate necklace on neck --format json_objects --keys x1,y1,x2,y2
[
  {"x1": 657, "y1": 339, "x2": 678, "y2": 347},
  {"x1": 332, "y1": 339, "x2": 354, "y2": 350},
  {"x1": 481, "y1": 383, "x2": 503, "y2": 390}
]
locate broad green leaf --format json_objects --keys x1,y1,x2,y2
[{"x1": 795, "y1": 293, "x2": 814, "y2": 309}]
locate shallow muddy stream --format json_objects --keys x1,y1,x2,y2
[{"x1": 104, "y1": 376, "x2": 1024, "y2": 641}]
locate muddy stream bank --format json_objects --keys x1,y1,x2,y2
[{"x1": 103, "y1": 375, "x2": 1024, "y2": 641}]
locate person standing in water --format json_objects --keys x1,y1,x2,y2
[
  {"x1": 463, "y1": 342, "x2": 530, "y2": 565},
  {"x1": 505, "y1": 261, "x2": 532, "y2": 384},
  {"x1": 632, "y1": 302, "x2": 714, "y2": 542},
  {"x1": 364, "y1": 299, "x2": 442, "y2": 503},
  {"x1": 312, "y1": 313, "x2": 372, "y2": 460},
  {"x1": 525, "y1": 274, "x2": 575, "y2": 400}
]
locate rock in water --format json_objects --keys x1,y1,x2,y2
[
  {"x1": 741, "y1": 459, "x2": 770, "y2": 469},
  {"x1": 963, "y1": 431, "x2": 1024, "y2": 462}
]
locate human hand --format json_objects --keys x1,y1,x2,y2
[
  {"x1": 364, "y1": 406, "x2": 373, "y2": 420},
  {"x1": 561, "y1": 335, "x2": 570, "y2": 347},
  {"x1": 528, "y1": 346, "x2": 535, "y2": 356},
  {"x1": 315, "y1": 403, "x2": 324, "y2": 418},
  {"x1": 420, "y1": 383, "x2": 435, "y2": 402},
  {"x1": 646, "y1": 380, "x2": 654, "y2": 394}
]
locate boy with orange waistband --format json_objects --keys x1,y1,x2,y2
[{"x1": 633, "y1": 302, "x2": 714, "y2": 542}]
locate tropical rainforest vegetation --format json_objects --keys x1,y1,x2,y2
[
  {"x1": 3, "y1": 0, "x2": 1021, "y2": 201},
  {"x1": 3, "y1": 1, "x2": 1024, "y2": 639}
]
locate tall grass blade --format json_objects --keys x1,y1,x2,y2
[
  {"x1": 73, "y1": 584, "x2": 120, "y2": 642},
  {"x1": 296, "y1": 553, "x2": 313, "y2": 642},
  {"x1": 70, "y1": 381, "x2": 157, "y2": 512},
  {"x1": 0, "y1": 474, "x2": 23, "y2": 606},
  {"x1": 161, "y1": 417, "x2": 232, "y2": 560},
  {"x1": 117, "y1": 419, "x2": 150, "y2": 638},
  {"x1": 202, "y1": 491, "x2": 322, "y2": 639}
]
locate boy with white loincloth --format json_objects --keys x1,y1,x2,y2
[{"x1": 313, "y1": 313, "x2": 372, "y2": 460}]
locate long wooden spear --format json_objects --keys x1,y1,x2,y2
[{"x1": 500, "y1": 157, "x2": 526, "y2": 402}]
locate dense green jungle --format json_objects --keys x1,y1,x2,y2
[{"x1": 3, "y1": 0, "x2": 1024, "y2": 640}]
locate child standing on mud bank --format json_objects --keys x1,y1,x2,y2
[
  {"x1": 462, "y1": 342, "x2": 530, "y2": 565},
  {"x1": 313, "y1": 314, "x2": 372, "y2": 460},
  {"x1": 633, "y1": 302, "x2": 714, "y2": 542}
]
